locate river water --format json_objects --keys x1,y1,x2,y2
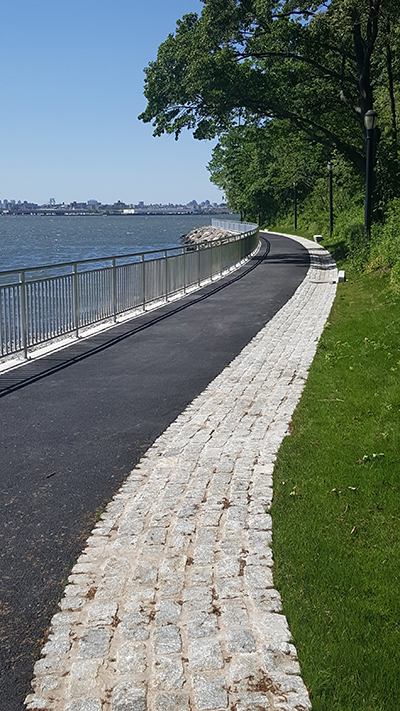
[{"x1": 0, "y1": 214, "x2": 238, "y2": 272}]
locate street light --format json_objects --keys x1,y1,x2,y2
[
  {"x1": 328, "y1": 161, "x2": 333, "y2": 238},
  {"x1": 293, "y1": 181, "x2": 297, "y2": 231},
  {"x1": 364, "y1": 109, "x2": 377, "y2": 240}
]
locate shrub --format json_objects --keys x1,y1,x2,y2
[
  {"x1": 365, "y1": 199, "x2": 400, "y2": 275},
  {"x1": 390, "y1": 259, "x2": 400, "y2": 292},
  {"x1": 339, "y1": 220, "x2": 364, "y2": 252}
]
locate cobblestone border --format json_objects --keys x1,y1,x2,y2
[{"x1": 25, "y1": 234, "x2": 337, "y2": 711}]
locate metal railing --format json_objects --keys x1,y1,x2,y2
[
  {"x1": 211, "y1": 219, "x2": 256, "y2": 233},
  {"x1": 0, "y1": 220, "x2": 259, "y2": 361}
]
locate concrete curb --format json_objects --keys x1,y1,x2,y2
[{"x1": 25, "y1": 232, "x2": 337, "y2": 711}]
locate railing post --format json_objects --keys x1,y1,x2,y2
[
  {"x1": 198, "y1": 245, "x2": 201, "y2": 287},
  {"x1": 20, "y1": 271, "x2": 28, "y2": 359},
  {"x1": 183, "y1": 247, "x2": 186, "y2": 294},
  {"x1": 73, "y1": 263, "x2": 79, "y2": 338},
  {"x1": 142, "y1": 254, "x2": 146, "y2": 311},
  {"x1": 112, "y1": 258, "x2": 117, "y2": 323},
  {"x1": 165, "y1": 250, "x2": 168, "y2": 302}
]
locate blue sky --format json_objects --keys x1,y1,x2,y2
[{"x1": 0, "y1": 0, "x2": 223, "y2": 205}]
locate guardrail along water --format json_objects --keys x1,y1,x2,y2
[{"x1": 0, "y1": 220, "x2": 259, "y2": 361}]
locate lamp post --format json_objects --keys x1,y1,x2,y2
[
  {"x1": 293, "y1": 181, "x2": 297, "y2": 231},
  {"x1": 364, "y1": 109, "x2": 377, "y2": 240},
  {"x1": 328, "y1": 161, "x2": 333, "y2": 238}
]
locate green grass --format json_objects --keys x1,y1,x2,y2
[{"x1": 271, "y1": 269, "x2": 400, "y2": 710}]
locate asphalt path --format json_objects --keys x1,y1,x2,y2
[{"x1": 0, "y1": 233, "x2": 309, "y2": 710}]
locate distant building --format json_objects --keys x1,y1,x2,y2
[{"x1": 0, "y1": 196, "x2": 230, "y2": 215}]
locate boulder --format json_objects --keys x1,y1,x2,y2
[{"x1": 181, "y1": 226, "x2": 234, "y2": 245}]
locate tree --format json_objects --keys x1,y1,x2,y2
[
  {"x1": 207, "y1": 121, "x2": 329, "y2": 221},
  {"x1": 207, "y1": 126, "x2": 274, "y2": 222},
  {"x1": 139, "y1": 0, "x2": 398, "y2": 176}
]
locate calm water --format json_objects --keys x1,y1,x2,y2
[{"x1": 0, "y1": 214, "x2": 237, "y2": 272}]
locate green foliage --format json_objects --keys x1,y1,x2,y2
[
  {"x1": 390, "y1": 260, "x2": 400, "y2": 292},
  {"x1": 338, "y1": 219, "x2": 364, "y2": 252},
  {"x1": 369, "y1": 199, "x2": 400, "y2": 268},
  {"x1": 207, "y1": 125, "x2": 276, "y2": 222},
  {"x1": 266, "y1": 150, "x2": 366, "y2": 266},
  {"x1": 140, "y1": 0, "x2": 400, "y2": 175},
  {"x1": 207, "y1": 121, "x2": 330, "y2": 222},
  {"x1": 140, "y1": 0, "x2": 400, "y2": 250}
]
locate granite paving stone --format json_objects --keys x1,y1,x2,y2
[
  {"x1": 154, "y1": 695, "x2": 191, "y2": 711},
  {"x1": 25, "y1": 234, "x2": 336, "y2": 710},
  {"x1": 188, "y1": 639, "x2": 224, "y2": 670}
]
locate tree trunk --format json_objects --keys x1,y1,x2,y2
[
  {"x1": 385, "y1": 17, "x2": 398, "y2": 155},
  {"x1": 352, "y1": 0, "x2": 381, "y2": 139}
]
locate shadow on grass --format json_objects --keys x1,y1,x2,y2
[{"x1": 322, "y1": 239, "x2": 348, "y2": 264}]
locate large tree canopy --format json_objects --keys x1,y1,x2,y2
[
  {"x1": 139, "y1": 0, "x2": 398, "y2": 174},
  {"x1": 207, "y1": 121, "x2": 330, "y2": 222}
]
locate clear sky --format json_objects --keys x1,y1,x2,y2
[{"x1": 0, "y1": 0, "x2": 223, "y2": 205}]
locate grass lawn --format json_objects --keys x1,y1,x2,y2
[{"x1": 269, "y1": 234, "x2": 400, "y2": 710}]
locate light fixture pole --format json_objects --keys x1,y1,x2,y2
[
  {"x1": 328, "y1": 161, "x2": 333, "y2": 238},
  {"x1": 293, "y1": 181, "x2": 297, "y2": 231},
  {"x1": 364, "y1": 109, "x2": 377, "y2": 240}
]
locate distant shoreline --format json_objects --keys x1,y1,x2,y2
[
  {"x1": 0, "y1": 212, "x2": 238, "y2": 274},
  {"x1": 0, "y1": 210, "x2": 233, "y2": 217}
]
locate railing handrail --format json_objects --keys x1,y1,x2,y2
[
  {"x1": 0, "y1": 220, "x2": 258, "y2": 284},
  {"x1": 0, "y1": 220, "x2": 259, "y2": 362},
  {"x1": 211, "y1": 219, "x2": 257, "y2": 233}
]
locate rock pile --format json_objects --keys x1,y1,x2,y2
[{"x1": 181, "y1": 225, "x2": 235, "y2": 245}]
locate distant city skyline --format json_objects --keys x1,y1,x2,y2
[
  {"x1": 0, "y1": 197, "x2": 225, "y2": 206},
  {"x1": 0, "y1": 196, "x2": 229, "y2": 216},
  {"x1": 0, "y1": 197, "x2": 227, "y2": 209},
  {"x1": 0, "y1": 0, "x2": 223, "y2": 205}
]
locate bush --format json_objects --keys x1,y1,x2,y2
[
  {"x1": 370, "y1": 199, "x2": 400, "y2": 268},
  {"x1": 338, "y1": 220, "x2": 364, "y2": 252},
  {"x1": 271, "y1": 178, "x2": 400, "y2": 286},
  {"x1": 390, "y1": 260, "x2": 400, "y2": 292}
]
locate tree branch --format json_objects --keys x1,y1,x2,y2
[
  {"x1": 263, "y1": 102, "x2": 365, "y2": 171},
  {"x1": 236, "y1": 50, "x2": 358, "y2": 86}
]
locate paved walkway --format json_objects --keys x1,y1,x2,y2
[
  {"x1": 1, "y1": 232, "x2": 306, "y2": 710},
  {"x1": 25, "y1": 233, "x2": 337, "y2": 711}
]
